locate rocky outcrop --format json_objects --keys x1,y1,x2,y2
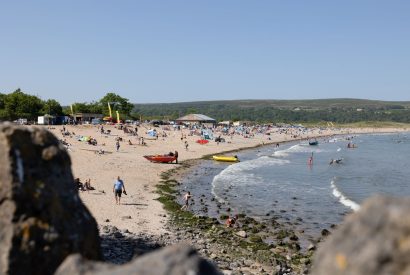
[
  {"x1": 56, "y1": 244, "x2": 221, "y2": 275},
  {"x1": 0, "y1": 124, "x2": 101, "y2": 275},
  {"x1": 312, "y1": 196, "x2": 410, "y2": 275}
]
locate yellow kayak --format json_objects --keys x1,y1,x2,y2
[{"x1": 212, "y1": 155, "x2": 239, "y2": 162}]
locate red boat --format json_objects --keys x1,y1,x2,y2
[
  {"x1": 143, "y1": 155, "x2": 176, "y2": 163},
  {"x1": 196, "y1": 139, "x2": 209, "y2": 144}
]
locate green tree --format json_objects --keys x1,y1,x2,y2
[
  {"x1": 4, "y1": 89, "x2": 44, "y2": 120},
  {"x1": 41, "y1": 99, "x2": 63, "y2": 116},
  {"x1": 87, "y1": 101, "x2": 103, "y2": 114},
  {"x1": 99, "y1": 92, "x2": 133, "y2": 117},
  {"x1": 0, "y1": 93, "x2": 5, "y2": 109},
  {"x1": 71, "y1": 102, "x2": 93, "y2": 113}
]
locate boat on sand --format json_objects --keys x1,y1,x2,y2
[
  {"x1": 143, "y1": 155, "x2": 176, "y2": 163},
  {"x1": 212, "y1": 155, "x2": 239, "y2": 162}
]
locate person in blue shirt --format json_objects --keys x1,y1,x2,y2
[{"x1": 113, "y1": 176, "x2": 126, "y2": 205}]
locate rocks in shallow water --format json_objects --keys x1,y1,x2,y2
[
  {"x1": 289, "y1": 234, "x2": 299, "y2": 241},
  {"x1": 307, "y1": 243, "x2": 316, "y2": 251},
  {"x1": 0, "y1": 124, "x2": 101, "y2": 275},
  {"x1": 313, "y1": 196, "x2": 410, "y2": 275},
  {"x1": 321, "y1": 229, "x2": 330, "y2": 236},
  {"x1": 56, "y1": 244, "x2": 221, "y2": 275}
]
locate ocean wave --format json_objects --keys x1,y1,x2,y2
[
  {"x1": 211, "y1": 156, "x2": 289, "y2": 202},
  {"x1": 331, "y1": 178, "x2": 360, "y2": 211},
  {"x1": 273, "y1": 144, "x2": 324, "y2": 157}
]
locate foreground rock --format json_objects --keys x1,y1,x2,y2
[
  {"x1": 56, "y1": 244, "x2": 221, "y2": 275},
  {"x1": 312, "y1": 196, "x2": 410, "y2": 275},
  {"x1": 0, "y1": 124, "x2": 101, "y2": 275}
]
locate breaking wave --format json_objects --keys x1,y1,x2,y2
[{"x1": 331, "y1": 178, "x2": 360, "y2": 211}]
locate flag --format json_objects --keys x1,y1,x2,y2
[
  {"x1": 108, "y1": 102, "x2": 113, "y2": 118},
  {"x1": 116, "y1": 111, "x2": 120, "y2": 123}
]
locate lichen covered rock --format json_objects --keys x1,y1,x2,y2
[{"x1": 0, "y1": 124, "x2": 101, "y2": 275}]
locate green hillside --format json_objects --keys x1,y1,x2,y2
[{"x1": 133, "y1": 98, "x2": 410, "y2": 123}]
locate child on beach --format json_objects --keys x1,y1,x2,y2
[
  {"x1": 181, "y1": 191, "x2": 192, "y2": 210},
  {"x1": 226, "y1": 215, "x2": 238, "y2": 228},
  {"x1": 116, "y1": 141, "x2": 120, "y2": 152}
]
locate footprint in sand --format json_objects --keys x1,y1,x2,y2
[{"x1": 137, "y1": 220, "x2": 147, "y2": 226}]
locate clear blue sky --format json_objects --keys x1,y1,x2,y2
[{"x1": 1, "y1": 1, "x2": 409, "y2": 104}]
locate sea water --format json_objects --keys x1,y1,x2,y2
[{"x1": 180, "y1": 132, "x2": 410, "y2": 237}]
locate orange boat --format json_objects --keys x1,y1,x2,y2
[
  {"x1": 196, "y1": 139, "x2": 209, "y2": 144},
  {"x1": 144, "y1": 155, "x2": 177, "y2": 163}
]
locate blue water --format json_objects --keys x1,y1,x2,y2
[{"x1": 208, "y1": 133, "x2": 410, "y2": 234}]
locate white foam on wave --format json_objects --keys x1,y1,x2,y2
[
  {"x1": 273, "y1": 144, "x2": 324, "y2": 157},
  {"x1": 331, "y1": 178, "x2": 360, "y2": 211},
  {"x1": 211, "y1": 156, "x2": 290, "y2": 203},
  {"x1": 213, "y1": 156, "x2": 289, "y2": 184}
]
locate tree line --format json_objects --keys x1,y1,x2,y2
[
  {"x1": 0, "y1": 89, "x2": 134, "y2": 121},
  {"x1": 134, "y1": 101, "x2": 410, "y2": 123},
  {"x1": 1, "y1": 89, "x2": 410, "y2": 124}
]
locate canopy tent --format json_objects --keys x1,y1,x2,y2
[{"x1": 175, "y1": 114, "x2": 216, "y2": 124}]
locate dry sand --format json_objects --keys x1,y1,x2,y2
[{"x1": 47, "y1": 124, "x2": 408, "y2": 236}]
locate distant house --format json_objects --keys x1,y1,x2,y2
[
  {"x1": 38, "y1": 115, "x2": 70, "y2": 125},
  {"x1": 175, "y1": 114, "x2": 216, "y2": 125},
  {"x1": 38, "y1": 115, "x2": 54, "y2": 125}
]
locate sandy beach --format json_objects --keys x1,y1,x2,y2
[{"x1": 45, "y1": 124, "x2": 408, "y2": 237}]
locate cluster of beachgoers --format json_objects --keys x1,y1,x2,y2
[{"x1": 45, "y1": 122, "x2": 407, "y2": 273}]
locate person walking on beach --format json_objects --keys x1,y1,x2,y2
[
  {"x1": 184, "y1": 141, "x2": 189, "y2": 151},
  {"x1": 181, "y1": 191, "x2": 192, "y2": 210},
  {"x1": 174, "y1": 150, "x2": 179, "y2": 164},
  {"x1": 113, "y1": 176, "x2": 126, "y2": 205},
  {"x1": 116, "y1": 140, "x2": 120, "y2": 152}
]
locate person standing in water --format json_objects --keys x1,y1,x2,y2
[
  {"x1": 308, "y1": 152, "x2": 313, "y2": 165},
  {"x1": 181, "y1": 191, "x2": 192, "y2": 210}
]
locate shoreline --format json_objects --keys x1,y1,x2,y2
[
  {"x1": 152, "y1": 129, "x2": 409, "y2": 274},
  {"x1": 44, "y1": 124, "x2": 408, "y2": 273}
]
